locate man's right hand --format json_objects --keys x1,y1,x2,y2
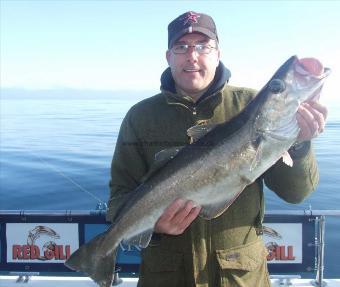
[{"x1": 154, "y1": 198, "x2": 201, "y2": 235}]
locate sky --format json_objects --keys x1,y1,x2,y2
[{"x1": 1, "y1": 0, "x2": 339, "y2": 107}]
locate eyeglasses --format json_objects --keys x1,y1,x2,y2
[{"x1": 171, "y1": 44, "x2": 217, "y2": 55}]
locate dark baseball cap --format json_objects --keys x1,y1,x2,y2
[{"x1": 168, "y1": 11, "x2": 218, "y2": 48}]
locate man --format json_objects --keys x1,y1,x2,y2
[{"x1": 106, "y1": 11, "x2": 327, "y2": 287}]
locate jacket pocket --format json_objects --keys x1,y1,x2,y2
[{"x1": 215, "y1": 239, "x2": 270, "y2": 287}]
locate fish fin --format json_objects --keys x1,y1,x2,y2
[
  {"x1": 123, "y1": 229, "x2": 153, "y2": 248},
  {"x1": 282, "y1": 151, "x2": 293, "y2": 167},
  {"x1": 248, "y1": 133, "x2": 265, "y2": 172},
  {"x1": 187, "y1": 123, "x2": 218, "y2": 143},
  {"x1": 199, "y1": 200, "x2": 234, "y2": 220},
  {"x1": 141, "y1": 147, "x2": 183, "y2": 182},
  {"x1": 65, "y1": 232, "x2": 117, "y2": 287},
  {"x1": 250, "y1": 142, "x2": 263, "y2": 172},
  {"x1": 154, "y1": 147, "x2": 183, "y2": 162}
]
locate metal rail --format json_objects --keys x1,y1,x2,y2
[
  {"x1": 312, "y1": 215, "x2": 326, "y2": 287},
  {"x1": 1, "y1": 209, "x2": 340, "y2": 216},
  {"x1": 265, "y1": 209, "x2": 340, "y2": 216},
  {"x1": 0, "y1": 210, "x2": 105, "y2": 216}
]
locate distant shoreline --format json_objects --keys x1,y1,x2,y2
[
  {"x1": 2, "y1": 88, "x2": 339, "y2": 122},
  {"x1": 0, "y1": 88, "x2": 156, "y2": 101}
]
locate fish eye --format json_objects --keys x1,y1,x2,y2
[{"x1": 268, "y1": 79, "x2": 286, "y2": 94}]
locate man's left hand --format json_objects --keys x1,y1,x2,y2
[{"x1": 296, "y1": 101, "x2": 328, "y2": 142}]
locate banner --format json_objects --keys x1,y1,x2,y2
[
  {"x1": 263, "y1": 223, "x2": 302, "y2": 264},
  {"x1": 6, "y1": 223, "x2": 79, "y2": 263},
  {"x1": 0, "y1": 211, "x2": 316, "y2": 275}
]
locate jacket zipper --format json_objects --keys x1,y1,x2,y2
[
  {"x1": 167, "y1": 102, "x2": 197, "y2": 115},
  {"x1": 166, "y1": 89, "x2": 222, "y2": 116}
]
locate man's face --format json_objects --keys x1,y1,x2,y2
[{"x1": 166, "y1": 33, "x2": 220, "y2": 96}]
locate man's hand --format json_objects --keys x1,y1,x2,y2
[
  {"x1": 296, "y1": 100, "x2": 328, "y2": 142},
  {"x1": 154, "y1": 198, "x2": 201, "y2": 235}
]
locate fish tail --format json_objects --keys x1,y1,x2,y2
[{"x1": 65, "y1": 232, "x2": 118, "y2": 287}]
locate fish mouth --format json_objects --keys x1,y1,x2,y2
[
  {"x1": 292, "y1": 57, "x2": 331, "y2": 101},
  {"x1": 295, "y1": 58, "x2": 331, "y2": 80}
]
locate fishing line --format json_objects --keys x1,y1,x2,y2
[{"x1": 29, "y1": 151, "x2": 106, "y2": 206}]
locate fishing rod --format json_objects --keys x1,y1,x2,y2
[{"x1": 29, "y1": 151, "x2": 107, "y2": 208}]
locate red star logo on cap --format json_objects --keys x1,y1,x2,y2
[{"x1": 182, "y1": 11, "x2": 200, "y2": 25}]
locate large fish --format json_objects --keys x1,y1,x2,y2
[{"x1": 65, "y1": 56, "x2": 330, "y2": 286}]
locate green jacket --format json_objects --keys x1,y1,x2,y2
[{"x1": 107, "y1": 67, "x2": 319, "y2": 287}]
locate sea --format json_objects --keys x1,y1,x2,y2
[{"x1": 0, "y1": 92, "x2": 339, "y2": 278}]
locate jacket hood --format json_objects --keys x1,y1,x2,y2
[{"x1": 160, "y1": 61, "x2": 231, "y2": 102}]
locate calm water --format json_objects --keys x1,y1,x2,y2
[{"x1": 0, "y1": 97, "x2": 339, "y2": 277}]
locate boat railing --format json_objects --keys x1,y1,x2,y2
[
  {"x1": 0, "y1": 209, "x2": 339, "y2": 287},
  {"x1": 267, "y1": 209, "x2": 340, "y2": 287}
]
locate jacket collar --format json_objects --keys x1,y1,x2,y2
[{"x1": 161, "y1": 61, "x2": 230, "y2": 115}]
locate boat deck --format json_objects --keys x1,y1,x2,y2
[{"x1": 1, "y1": 276, "x2": 340, "y2": 287}]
